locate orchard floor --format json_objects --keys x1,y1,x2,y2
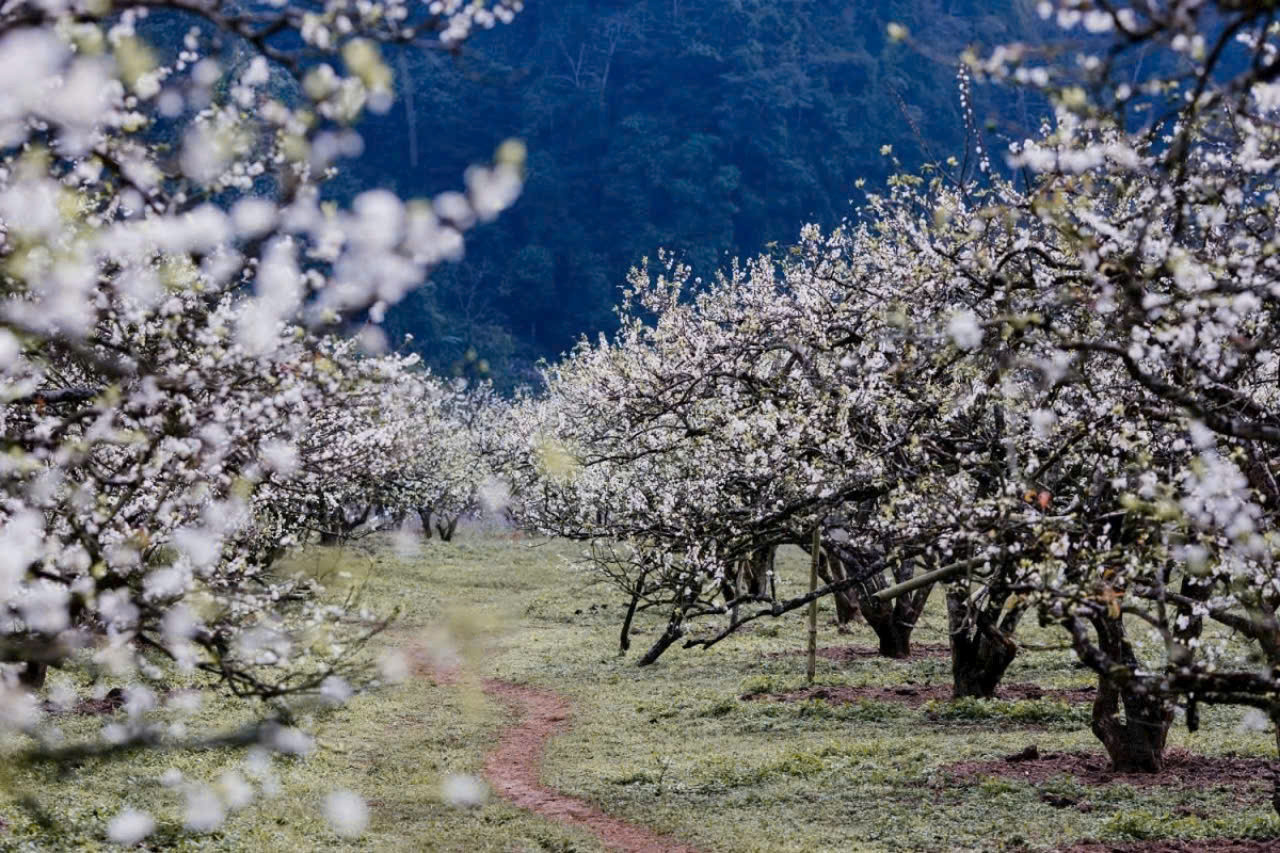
[{"x1": 4, "y1": 532, "x2": 1280, "y2": 851}]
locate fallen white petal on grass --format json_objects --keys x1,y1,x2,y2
[
  {"x1": 442, "y1": 773, "x2": 488, "y2": 808},
  {"x1": 106, "y1": 808, "x2": 155, "y2": 844},
  {"x1": 183, "y1": 785, "x2": 225, "y2": 832},
  {"x1": 325, "y1": 789, "x2": 369, "y2": 837}
]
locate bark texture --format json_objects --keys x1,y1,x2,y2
[
  {"x1": 815, "y1": 547, "x2": 861, "y2": 626},
  {"x1": 946, "y1": 585, "x2": 1025, "y2": 699},
  {"x1": 851, "y1": 560, "x2": 932, "y2": 659},
  {"x1": 1090, "y1": 614, "x2": 1173, "y2": 772}
]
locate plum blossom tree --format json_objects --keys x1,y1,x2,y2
[
  {"x1": 373, "y1": 376, "x2": 506, "y2": 541},
  {"x1": 507, "y1": 2, "x2": 1280, "y2": 800},
  {"x1": 0, "y1": 0, "x2": 523, "y2": 838},
  {"x1": 865, "y1": 0, "x2": 1280, "y2": 781},
  {"x1": 512, "y1": 231, "x2": 1025, "y2": 668}
]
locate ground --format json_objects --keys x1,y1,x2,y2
[{"x1": 2, "y1": 532, "x2": 1278, "y2": 851}]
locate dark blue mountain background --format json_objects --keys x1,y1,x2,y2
[{"x1": 344, "y1": 1, "x2": 1051, "y2": 387}]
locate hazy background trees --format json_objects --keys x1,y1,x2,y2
[{"x1": 356, "y1": 0, "x2": 1051, "y2": 386}]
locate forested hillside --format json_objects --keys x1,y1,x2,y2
[{"x1": 355, "y1": 0, "x2": 1048, "y2": 385}]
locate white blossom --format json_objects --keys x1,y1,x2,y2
[
  {"x1": 324, "y1": 789, "x2": 369, "y2": 837},
  {"x1": 106, "y1": 808, "x2": 155, "y2": 845},
  {"x1": 441, "y1": 774, "x2": 488, "y2": 808}
]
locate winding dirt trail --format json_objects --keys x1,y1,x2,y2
[{"x1": 481, "y1": 679, "x2": 701, "y2": 853}]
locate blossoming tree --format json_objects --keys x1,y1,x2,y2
[
  {"x1": 0, "y1": 0, "x2": 523, "y2": 838},
  {"x1": 503, "y1": 2, "x2": 1280, "y2": 805}
]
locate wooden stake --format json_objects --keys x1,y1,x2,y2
[
  {"x1": 807, "y1": 527, "x2": 819, "y2": 685},
  {"x1": 870, "y1": 557, "x2": 984, "y2": 602}
]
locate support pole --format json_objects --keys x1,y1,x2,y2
[
  {"x1": 807, "y1": 527, "x2": 819, "y2": 685},
  {"x1": 869, "y1": 558, "x2": 982, "y2": 602}
]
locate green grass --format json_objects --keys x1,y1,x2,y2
[
  {"x1": 923, "y1": 697, "x2": 1089, "y2": 728},
  {"x1": 2, "y1": 535, "x2": 1278, "y2": 851}
]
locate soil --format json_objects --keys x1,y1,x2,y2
[
  {"x1": 770, "y1": 642, "x2": 950, "y2": 663},
  {"x1": 482, "y1": 679, "x2": 701, "y2": 853},
  {"x1": 41, "y1": 686, "x2": 193, "y2": 716},
  {"x1": 1059, "y1": 841, "x2": 1280, "y2": 852},
  {"x1": 41, "y1": 687, "x2": 125, "y2": 716},
  {"x1": 742, "y1": 682, "x2": 1097, "y2": 708},
  {"x1": 404, "y1": 642, "x2": 460, "y2": 686},
  {"x1": 942, "y1": 747, "x2": 1274, "y2": 799}
]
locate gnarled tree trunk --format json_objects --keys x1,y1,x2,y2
[
  {"x1": 320, "y1": 503, "x2": 372, "y2": 545},
  {"x1": 435, "y1": 515, "x2": 459, "y2": 542},
  {"x1": 619, "y1": 586, "x2": 642, "y2": 653},
  {"x1": 638, "y1": 613, "x2": 684, "y2": 666},
  {"x1": 18, "y1": 661, "x2": 47, "y2": 689},
  {"x1": 1090, "y1": 614, "x2": 1173, "y2": 772},
  {"x1": 947, "y1": 585, "x2": 1025, "y2": 699},
  {"x1": 854, "y1": 564, "x2": 931, "y2": 659},
  {"x1": 742, "y1": 546, "x2": 774, "y2": 598},
  {"x1": 638, "y1": 575, "x2": 708, "y2": 666},
  {"x1": 319, "y1": 517, "x2": 342, "y2": 546},
  {"x1": 1092, "y1": 677, "x2": 1173, "y2": 771},
  {"x1": 815, "y1": 547, "x2": 861, "y2": 626},
  {"x1": 720, "y1": 545, "x2": 775, "y2": 625}
]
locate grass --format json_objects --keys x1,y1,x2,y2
[
  {"x1": 2, "y1": 533, "x2": 1278, "y2": 851},
  {"x1": 922, "y1": 697, "x2": 1089, "y2": 728}
]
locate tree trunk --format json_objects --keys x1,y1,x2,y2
[
  {"x1": 815, "y1": 547, "x2": 861, "y2": 625},
  {"x1": 637, "y1": 616, "x2": 683, "y2": 666},
  {"x1": 855, "y1": 565, "x2": 931, "y2": 659},
  {"x1": 417, "y1": 508, "x2": 433, "y2": 539},
  {"x1": 867, "y1": 615, "x2": 913, "y2": 658},
  {"x1": 435, "y1": 516, "x2": 459, "y2": 542},
  {"x1": 18, "y1": 661, "x2": 46, "y2": 689},
  {"x1": 1091, "y1": 677, "x2": 1172, "y2": 771},
  {"x1": 620, "y1": 585, "x2": 642, "y2": 653},
  {"x1": 720, "y1": 545, "x2": 775, "y2": 616},
  {"x1": 637, "y1": 576, "x2": 704, "y2": 667},
  {"x1": 859, "y1": 590, "x2": 912, "y2": 657},
  {"x1": 1090, "y1": 614, "x2": 1172, "y2": 771},
  {"x1": 736, "y1": 546, "x2": 773, "y2": 598},
  {"x1": 319, "y1": 504, "x2": 342, "y2": 544},
  {"x1": 322, "y1": 504, "x2": 371, "y2": 544},
  {"x1": 947, "y1": 587, "x2": 1024, "y2": 699},
  {"x1": 949, "y1": 625, "x2": 1018, "y2": 700}
]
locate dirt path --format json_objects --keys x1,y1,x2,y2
[{"x1": 482, "y1": 679, "x2": 701, "y2": 853}]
